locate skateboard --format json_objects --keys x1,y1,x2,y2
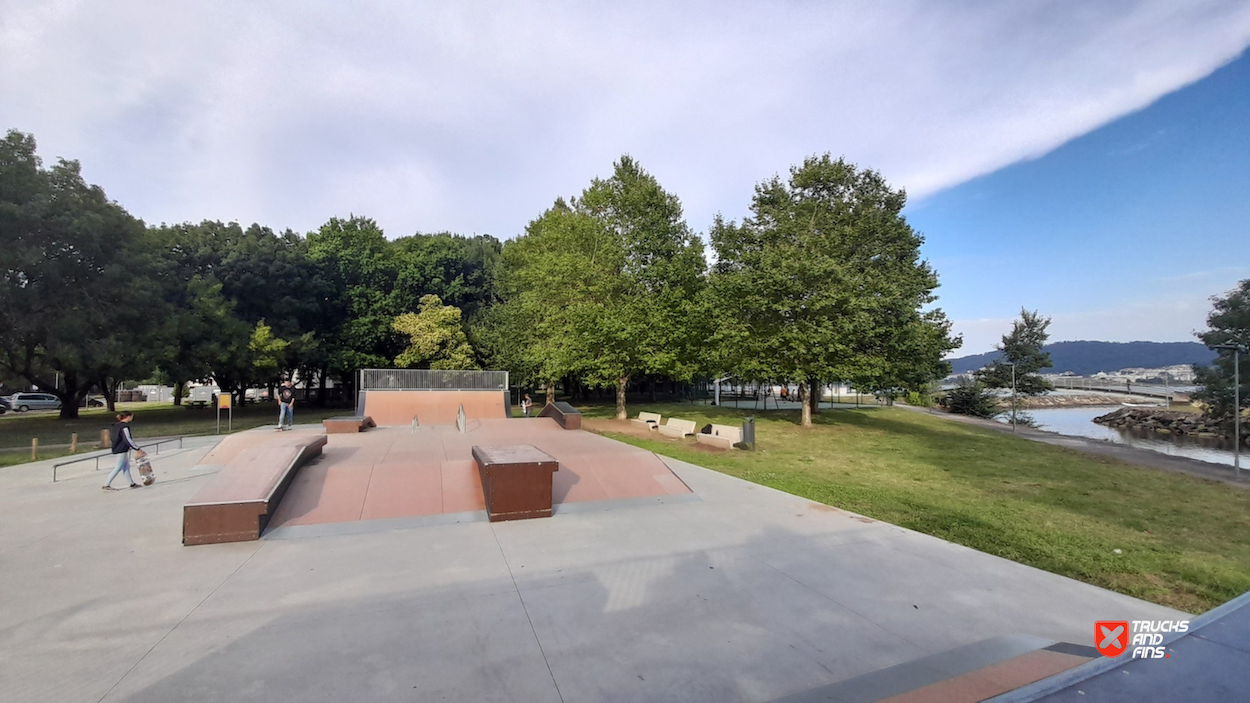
[{"x1": 137, "y1": 456, "x2": 155, "y2": 486}]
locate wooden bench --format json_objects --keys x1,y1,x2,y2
[
  {"x1": 472, "y1": 445, "x2": 559, "y2": 522},
  {"x1": 658, "y1": 418, "x2": 697, "y2": 438},
  {"x1": 183, "y1": 435, "x2": 327, "y2": 545},
  {"x1": 538, "y1": 401, "x2": 582, "y2": 430},
  {"x1": 631, "y1": 411, "x2": 662, "y2": 430},
  {"x1": 695, "y1": 423, "x2": 743, "y2": 449},
  {"x1": 322, "y1": 415, "x2": 376, "y2": 434}
]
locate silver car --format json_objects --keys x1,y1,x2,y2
[{"x1": 8, "y1": 392, "x2": 62, "y2": 412}]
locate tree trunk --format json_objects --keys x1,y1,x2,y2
[
  {"x1": 616, "y1": 376, "x2": 629, "y2": 420},
  {"x1": 173, "y1": 380, "x2": 185, "y2": 406},
  {"x1": 800, "y1": 380, "x2": 813, "y2": 427},
  {"x1": 808, "y1": 376, "x2": 820, "y2": 421},
  {"x1": 104, "y1": 378, "x2": 118, "y2": 413},
  {"x1": 56, "y1": 373, "x2": 84, "y2": 419},
  {"x1": 318, "y1": 368, "x2": 328, "y2": 406},
  {"x1": 545, "y1": 381, "x2": 556, "y2": 405}
]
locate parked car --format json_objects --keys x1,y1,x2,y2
[
  {"x1": 0, "y1": 397, "x2": 10, "y2": 414},
  {"x1": 8, "y1": 392, "x2": 62, "y2": 412}
]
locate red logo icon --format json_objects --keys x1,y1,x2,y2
[{"x1": 1096, "y1": 621, "x2": 1129, "y2": 657}]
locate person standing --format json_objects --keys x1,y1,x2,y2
[
  {"x1": 103, "y1": 411, "x2": 144, "y2": 490},
  {"x1": 521, "y1": 393, "x2": 533, "y2": 417},
  {"x1": 277, "y1": 380, "x2": 296, "y2": 430}
]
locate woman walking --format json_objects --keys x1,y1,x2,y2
[{"x1": 103, "y1": 411, "x2": 145, "y2": 490}]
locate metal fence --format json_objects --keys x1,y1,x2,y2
[{"x1": 359, "y1": 369, "x2": 508, "y2": 392}]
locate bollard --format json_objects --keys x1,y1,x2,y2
[
  {"x1": 31, "y1": 438, "x2": 38, "y2": 461},
  {"x1": 100, "y1": 429, "x2": 109, "y2": 449},
  {"x1": 71, "y1": 433, "x2": 78, "y2": 454}
]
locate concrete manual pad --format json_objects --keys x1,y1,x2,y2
[{"x1": 0, "y1": 434, "x2": 1190, "y2": 703}]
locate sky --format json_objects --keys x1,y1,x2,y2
[{"x1": 2, "y1": 1, "x2": 1249, "y2": 354}]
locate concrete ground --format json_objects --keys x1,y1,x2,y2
[{"x1": 1, "y1": 430, "x2": 1184, "y2": 703}]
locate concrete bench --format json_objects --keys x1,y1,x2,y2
[
  {"x1": 322, "y1": 415, "x2": 376, "y2": 434},
  {"x1": 696, "y1": 423, "x2": 743, "y2": 449},
  {"x1": 658, "y1": 418, "x2": 697, "y2": 438},
  {"x1": 631, "y1": 411, "x2": 662, "y2": 430},
  {"x1": 472, "y1": 445, "x2": 559, "y2": 522},
  {"x1": 183, "y1": 434, "x2": 327, "y2": 545},
  {"x1": 538, "y1": 401, "x2": 582, "y2": 430}
]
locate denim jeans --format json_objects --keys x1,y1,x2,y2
[
  {"x1": 278, "y1": 403, "x2": 293, "y2": 428},
  {"x1": 105, "y1": 452, "x2": 132, "y2": 487}
]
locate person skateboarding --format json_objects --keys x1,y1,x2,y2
[
  {"x1": 103, "y1": 411, "x2": 145, "y2": 490},
  {"x1": 277, "y1": 380, "x2": 296, "y2": 430}
]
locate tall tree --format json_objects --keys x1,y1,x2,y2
[
  {"x1": 394, "y1": 295, "x2": 478, "y2": 370},
  {"x1": 493, "y1": 158, "x2": 705, "y2": 418},
  {"x1": 707, "y1": 154, "x2": 957, "y2": 427},
  {"x1": 977, "y1": 309, "x2": 1054, "y2": 393},
  {"x1": 0, "y1": 130, "x2": 163, "y2": 417},
  {"x1": 1192, "y1": 279, "x2": 1250, "y2": 430}
]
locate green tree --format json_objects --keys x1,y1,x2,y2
[
  {"x1": 706, "y1": 154, "x2": 957, "y2": 427},
  {"x1": 394, "y1": 295, "x2": 478, "y2": 370},
  {"x1": 1192, "y1": 279, "x2": 1250, "y2": 431},
  {"x1": 977, "y1": 309, "x2": 1053, "y2": 424},
  {"x1": 494, "y1": 158, "x2": 706, "y2": 418},
  {"x1": 0, "y1": 130, "x2": 164, "y2": 418}
]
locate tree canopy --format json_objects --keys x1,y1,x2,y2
[
  {"x1": 705, "y1": 154, "x2": 958, "y2": 426},
  {"x1": 1192, "y1": 279, "x2": 1250, "y2": 428},
  {"x1": 3, "y1": 130, "x2": 974, "y2": 428}
]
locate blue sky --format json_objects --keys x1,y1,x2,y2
[
  {"x1": 909, "y1": 49, "x2": 1250, "y2": 353},
  {"x1": 3, "y1": 2, "x2": 1250, "y2": 355}
]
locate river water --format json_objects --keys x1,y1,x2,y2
[{"x1": 1000, "y1": 406, "x2": 1241, "y2": 467}]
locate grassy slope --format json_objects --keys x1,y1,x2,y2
[{"x1": 580, "y1": 402, "x2": 1250, "y2": 613}]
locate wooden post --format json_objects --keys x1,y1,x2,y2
[
  {"x1": 70, "y1": 433, "x2": 78, "y2": 453},
  {"x1": 31, "y1": 438, "x2": 38, "y2": 461},
  {"x1": 100, "y1": 429, "x2": 110, "y2": 449}
]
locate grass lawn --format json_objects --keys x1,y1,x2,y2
[
  {"x1": 580, "y1": 401, "x2": 1250, "y2": 613},
  {"x1": 0, "y1": 402, "x2": 349, "y2": 453}
]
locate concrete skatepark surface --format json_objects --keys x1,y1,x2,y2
[{"x1": 1, "y1": 424, "x2": 1188, "y2": 703}]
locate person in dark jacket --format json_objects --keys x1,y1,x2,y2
[{"x1": 103, "y1": 411, "x2": 144, "y2": 490}]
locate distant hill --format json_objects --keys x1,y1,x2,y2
[{"x1": 948, "y1": 341, "x2": 1216, "y2": 376}]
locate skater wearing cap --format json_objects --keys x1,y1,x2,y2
[{"x1": 103, "y1": 412, "x2": 145, "y2": 490}]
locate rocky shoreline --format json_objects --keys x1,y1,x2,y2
[{"x1": 1093, "y1": 407, "x2": 1247, "y2": 445}]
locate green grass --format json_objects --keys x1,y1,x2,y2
[
  {"x1": 0, "y1": 402, "x2": 348, "y2": 453},
  {"x1": 0, "y1": 446, "x2": 76, "y2": 468},
  {"x1": 580, "y1": 402, "x2": 1250, "y2": 613}
]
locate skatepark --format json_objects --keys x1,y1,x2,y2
[{"x1": 1, "y1": 372, "x2": 1245, "y2": 702}]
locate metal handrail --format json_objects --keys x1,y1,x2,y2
[{"x1": 52, "y1": 436, "x2": 186, "y2": 482}]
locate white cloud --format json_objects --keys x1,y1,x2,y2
[{"x1": 2, "y1": 1, "x2": 1249, "y2": 239}]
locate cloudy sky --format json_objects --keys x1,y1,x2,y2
[{"x1": 3, "y1": 1, "x2": 1250, "y2": 353}]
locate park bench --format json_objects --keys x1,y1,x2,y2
[
  {"x1": 472, "y1": 444, "x2": 559, "y2": 522},
  {"x1": 695, "y1": 423, "x2": 742, "y2": 449},
  {"x1": 631, "y1": 411, "x2": 662, "y2": 430},
  {"x1": 182, "y1": 433, "x2": 327, "y2": 545},
  {"x1": 322, "y1": 415, "x2": 376, "y2": 434},
  {"x1": 658, "y1": 418, "x2": 697, "y2": 438},
  {"x1": 538, "y1": 401, "x2": 582, "y2": 430}
]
